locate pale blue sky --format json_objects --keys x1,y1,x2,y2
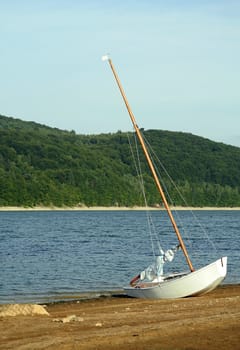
[{"x1": 1, "y1": 0, "x2": 240, "y2": 146}]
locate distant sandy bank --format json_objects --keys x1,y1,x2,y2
[{"x1": 0, "y1": 206, "x2": 240, "y2": 211}]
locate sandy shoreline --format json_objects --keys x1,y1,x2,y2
[
  {"x1": 1, "y1": 205, "x2": 240, "y2": 211},
  {"x1": 0, "y1": 284, "x2": 239, "y2": 350}
]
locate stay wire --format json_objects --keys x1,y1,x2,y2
[
  {"x1": 142, "y1": 133, "x2": 218, "y2": 255},
  {"x1": 127, "y1": 131, "x2": 164, "y2": 257}
]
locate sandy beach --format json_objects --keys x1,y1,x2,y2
[{"x1": 0, "y1": 284, "x2": 239, "y2": 350}]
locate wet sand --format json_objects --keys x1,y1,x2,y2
[{"x1": 0, "y1": 284, "x2": 239, "y2": 350}]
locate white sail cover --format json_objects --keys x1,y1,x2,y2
[{"x1": 140, "y1": 248, "x2": 177, "y2": 282}]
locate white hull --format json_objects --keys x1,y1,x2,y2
[{"x1": 124, "y1": 257, "x2": 227, "y2": 299}]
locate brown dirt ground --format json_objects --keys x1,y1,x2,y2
[{"x1": 0, "y1": 284, "x2": 239, "y2": 350}]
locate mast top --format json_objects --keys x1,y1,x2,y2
[{"x1": 102, "y1": 54, "x2": 110, "y2": 62}]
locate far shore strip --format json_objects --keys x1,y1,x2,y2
[{"x1": 0, "y1": 206, "x2": 240, "y2": 211}]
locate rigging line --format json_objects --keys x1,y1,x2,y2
[
  {"x1": 141, "y1": 133, "x2": 178, "y2": 211},
  {"x1": 126, "y1": 132, "x2": 146, "y2": 204},
  {"x1": 133, "y1": 132, "x2": 166, "y2": 253},
  {"x1": 132, "y1": 132, "x2": 166, "y2": 256},
  {"x1": 133, "y1": 131, "x2": 161, "y2": 257},
  {"x1": 142, "y1": 133, "x2": 218, "y2": 254},
  {"x1": 140, "y1": 134, "x2": 173, "y2": 205},
  {"x1": 139, "y1": 133, "x2": 191, "y2": 252},
  {"x1": 140, "y1": 133, "x2": 201, "y2": 260},
  {"x1": 142, "y1": 134, "x2": 201, "y2": 248},
  {"x1": 105, "y1": 56, "x2": 194, "y2": 272},
  {"x1": 127, "y1": 132, "x2": 156, "y2": 256},
  {"x1": 142, "y1": 135, "x2": 193, "y2": 249},
  {"x1": 127, "y1": 132, "x2": 164, "y2": 257}
]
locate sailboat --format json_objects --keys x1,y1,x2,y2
[{"x1": 102, "y1": 55, "x2": 227, "y2": 299}]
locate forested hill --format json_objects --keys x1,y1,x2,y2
[{"x1": 1, "y1": 114, "x2": 240, "y2": 207}]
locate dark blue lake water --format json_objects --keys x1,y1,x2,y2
[{"x1": 0, "y1": 210, "x2": 239, "y2": 303}]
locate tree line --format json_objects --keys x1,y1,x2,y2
[{"x1": 0, "y1": 114, "x2": 240, "y2": 207}]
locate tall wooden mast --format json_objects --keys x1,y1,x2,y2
[{"x1": 103, "y1": 55, "x2": 194, "y2": 272}]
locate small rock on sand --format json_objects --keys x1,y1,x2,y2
[{"x1": 53, "y1": 315, "x2": 84, "y2": 323}]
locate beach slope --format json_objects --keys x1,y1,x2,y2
[{"x1": 0, "y1": 285, "x2": 239, "y2": 350}]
